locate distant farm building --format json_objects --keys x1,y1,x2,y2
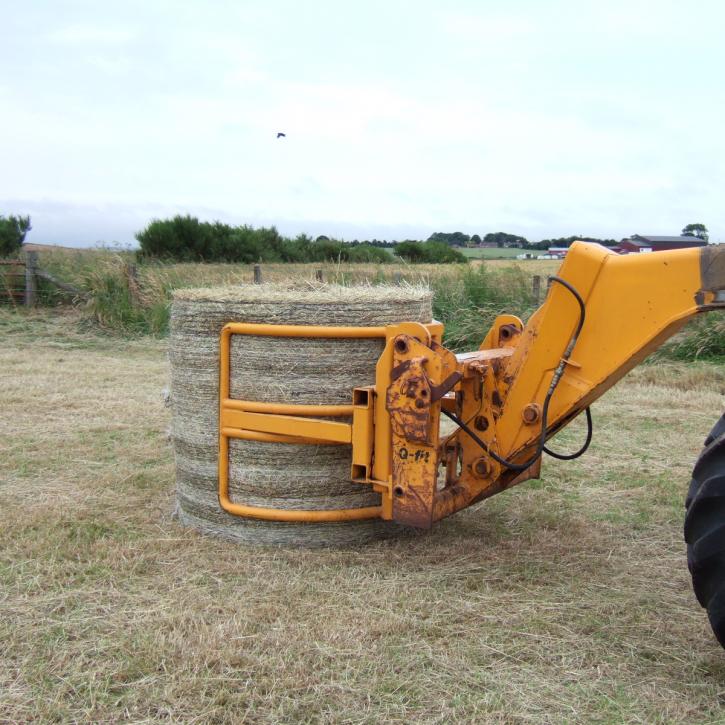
[
  {"x1": 618, "y1": 235, "x2": 707, "y2": 254},
  {"x1": 536, "y1": 236, "x2": 708, "y2": 260},
  {"x1": 538, "y1": 247, "x2": 569, "y2": 260}
]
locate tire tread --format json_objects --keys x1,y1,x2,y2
[{"x1": 685, "y1": 416, "x2": 725, "y2": 648}]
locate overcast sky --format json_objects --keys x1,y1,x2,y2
[{"x1": 2, "y1": 0, "x2": 724, "y2": 247}]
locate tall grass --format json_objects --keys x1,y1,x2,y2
[
  {"x1": 70, "y1": 256, "x2": 540, "y2": 348},
  {"x1": 81, "y1": 255, "x2": 169, "y2": 335},
  {"x1": 653, "y1": 312, "x2": 725, "y2": 362},
  {"x1": 430, "y1": 264, "x2": 537, "y2": 350},
  {"x1": 18, "y1": 248, "x2": 723, "y2": 362}
]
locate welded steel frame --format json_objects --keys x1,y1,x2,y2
[{"x1": 218, "y1": 320, "x2": 443, "y2": 522}]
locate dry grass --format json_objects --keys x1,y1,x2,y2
[
  {"x1": 12, "y1": 248, "x2": 553, "y2": 347},
  {"x1": 1, "y1": 308, "x2": 724, "y2": 723},
  {"x1": 32, "y1": 246, "x2": 560, "y2": 290}
]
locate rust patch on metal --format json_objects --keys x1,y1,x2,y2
[
  {"x1": 428, "y1": 372, "x2": 462, "y2": 402},
  {"x1": 498, "y1": 323, "x2": 521, "y2": 345},
  {"x1": 390, "y1": 445, "x2": 437, "y2": 529},
  {"x1": 386, "y1": 358, "x2": 432, "y2": 444},
  {"x1": 394, "y1": 336, "x2": 410, "y2": 354},
  {"x1": 390, "y1": 359, "x2": 412, "y2": 381},
  {"x1": 700, "y1": 244, "x2": 725, "y2": 293}
]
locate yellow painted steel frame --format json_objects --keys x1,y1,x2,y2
[
  {"x1": 385, "y1": 242, "x2": 725, "y2": 526},
  {"x1": 218, "y1": 321, "x2": 443, "y2": 522},
  {"x1": 495, "y1": 243, "x2": 724, "y2": 469}
]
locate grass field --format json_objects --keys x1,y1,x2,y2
[
  {"x1": 0, "y1": 248, "x2": 563, "y2": 344},
  {"x1": 12, "y1": 247, "x2": 716, "y2": 360},
  {"x1": 1, "y1": 308, "x2": 724, "y2": 722},
  {"x1": 26, "y1": 246, "x2": 561, "y2": 286},
  {"x1": 458, "y1": 247, "x2": 532, "y2": 259}
]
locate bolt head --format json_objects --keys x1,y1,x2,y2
[
  {"x1": 473, "y1": 457, "x2": 491, "y2": 478},
  {"x1": 522, "y1": 403, "x2": 541, "y2": 424},
  {"x1": 474, "y1": 416, "x2": 489, "y2": 431}
]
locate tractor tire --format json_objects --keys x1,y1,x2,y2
[{"x1": 684, "y1": 413, "x2": 725, "y2": 647}]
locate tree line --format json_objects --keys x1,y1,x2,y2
[
  {"x1": 427, "y1": 230, "x2": 619, "y2": 250},
  {"x1": 136, "y1": 216, "x2": 468, "y2": 264},
  {"x1": 1, "y1": 213, "x2": 710, "y2": 263},
  {"x1": 424, "y1": 224, "x2": 710, "y2": 248}
]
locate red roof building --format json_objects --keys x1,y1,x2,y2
[{"x1": 619, "y1": 235, "x2": 707, "y2": 254}]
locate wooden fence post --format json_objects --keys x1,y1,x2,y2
[
  {"x1": 315, "y1": 269, "x2": 324, "y2": 282},
  {"x1": 24, "y1": 251, "x2": 38, "y2": 307},
  {"x1": 532, "y1": 275, "x2": 541, "y2": 302},
  {"x1": 253, "y1": 264, "x2": 262, "y2": 284},
  {"x1": 393, "y1": 272, "x2": 402, "y2": 285},
  {"x1": 125, "y1": 262, "x2": 141, "y2": 304},
  {"x1": 547, "y1": 276, "x2": 554, "y2": 293}
]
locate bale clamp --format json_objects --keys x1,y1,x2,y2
[{"x1": 218, "y1": 320, "x2": 444, "y2": 523}]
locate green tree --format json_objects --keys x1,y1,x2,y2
[
  {"x1": 483, "y1": 232, "x2": 528, "y2": 249},
  {"x1": 0, "y1": 215, "x2": 31, "y2": 257},
  {"x1": 347, "y1": 244, "x2": 391, "y2": 263},
  {"x1": 427, "y1": 231, "x2": 470, "y2": 247},
  {"x1": 395, "y1": 240, "x2": 467, "y2": 263},
  {"x1": 395, "y1": 240, "x2": 427, "y2": 262},
  {"x1": 682, "y1": 223, "x2": 709, "y2": 241}
]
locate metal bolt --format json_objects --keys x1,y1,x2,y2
[
  {"x1": 473, "y1": 457, "x2": 491, "y2": 478},
  {"x1": 522, "y1": 403, "x2": 541, "y2": 425},
  {"x1": 474, "y1": 416, "x2": 489, "y2": 431}
]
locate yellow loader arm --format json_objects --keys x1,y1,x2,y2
[{"x1": 377, "y1": 242, "x2": 725, "y2": 527}]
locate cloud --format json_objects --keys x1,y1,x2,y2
[
  {"x1": 47, "y1": 23, "x2": 134, "y2": 46},
  {"x1": 1, "y1": 1, "x2": 723, "y2": 244}
]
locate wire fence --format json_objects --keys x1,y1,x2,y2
[
  {"x1": 0, "y1": 251, "x2": 551, "y2": 316},
  {"x1": 0, "y1": 260, "x2": 27, "y2": 306},
  {"x1": 0, "y1": 252, "x2": 84, "y2": 307}
]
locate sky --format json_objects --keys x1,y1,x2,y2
[{"x1": 2, "y1": 0, "x2": 724, "y2": 247}]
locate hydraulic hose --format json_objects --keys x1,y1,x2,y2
[{"x1": 442, "y1": 275, "x2": 592, "y2": 471}]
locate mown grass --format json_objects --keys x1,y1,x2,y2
[{"x1": 1, "y1": 308, "x2": 724, "y2": 722}]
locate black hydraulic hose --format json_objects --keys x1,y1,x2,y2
[
  {"x1": 543, "y1": 405, "x2": 593, "y2": 460},
  {"x1": 442, "y1": 408, "x2": 534, "y2": 472},
  {"x1": 443, "y1": 275, "x2": 589, "y2": 471}
]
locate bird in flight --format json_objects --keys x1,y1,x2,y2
[{"x1": 277, "y1": 132, "x2": 286, "y2": 138}]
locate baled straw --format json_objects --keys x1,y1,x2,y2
[{"x1": 170, "y1": 283, "x2": 433, "y2": 546}]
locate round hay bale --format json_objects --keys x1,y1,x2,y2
[{"x1": 170, "y1": 283, "x2": 433, "y2": 546}]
